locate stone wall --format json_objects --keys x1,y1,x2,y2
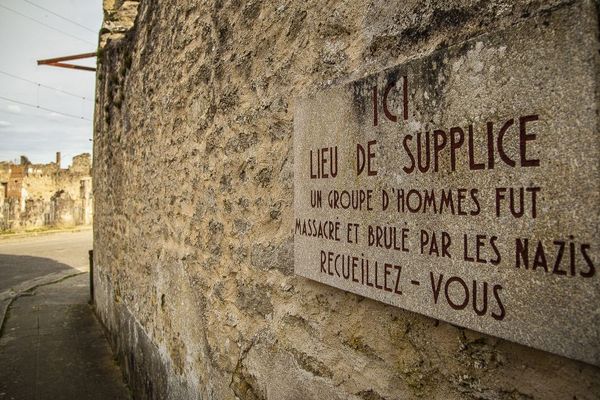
[
  {"x1": 93, "y1": 1, "x2": 600, "y2": 399},
  {"x1": 0, "y1": 153, "x2": 93, "y2": 230}
]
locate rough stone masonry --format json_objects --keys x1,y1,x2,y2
[{"x1": 93, "y1": 1, "x2": 600, "y2": 399}]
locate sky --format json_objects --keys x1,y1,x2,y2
[{"x1": 0, "y1": 0, "x2": 102, "y2": 167}]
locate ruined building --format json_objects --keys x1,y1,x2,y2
[
  {"x1": 94, "y1": 1, "x2": 599, "y2": 399},
  {"x1": 0, "y1": 152, "x2": 93, "y2": 231}
]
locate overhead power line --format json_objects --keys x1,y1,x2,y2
[
  {"x1": 0, "y1": 3, "x2": 95, "y2": 45},
  {"x1": 0, "y1": 95, "x2": 92, "y2": 121},
  {"x1": 0, "y1": 70, "x2": 93, "y2": 102},
  {"x1": 0, "y1": 108, "x2": 91, "y2": 123},
  {"x1": 22, "y1": 0, "x2": 97, "y2": 34}
]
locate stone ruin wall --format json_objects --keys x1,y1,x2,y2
[
  {"x1": 0, "y1": 153, "x2": 93, "y2": 231},
  {"x1": 93, "y1": 1, "x2": 600, "y2": 399}
]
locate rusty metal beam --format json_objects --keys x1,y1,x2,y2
[
  {"x1": 37, "y1": 52, "x2": 97, "y2": 64},
  {"x1": 44, "y1": 62, "x2": 96, "y2": 72},
  {"x1": 37, "y1": 52, "x2": 97, "y2": 72}
]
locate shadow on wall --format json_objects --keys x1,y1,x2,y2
[{"x1": 0, "y1": 254, "x2": 77, "y2": 293}]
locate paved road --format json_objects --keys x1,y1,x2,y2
[
  {"x1": 0, "y1": 274, "x2": 131, "y2": 400},
  {"x1": 0, "y1": 230, "x2": 92, "y2": 293},
  {"x1": 0, "y1": 229, "x2": 130, "y2": 399}
]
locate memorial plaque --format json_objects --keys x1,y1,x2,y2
[{"x1": 293, "y1": 1, "x2": 599, "y2": 365}]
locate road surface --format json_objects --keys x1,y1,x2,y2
[{"x1": 0, "y1": 230, "x2": 92, "y2": 293}]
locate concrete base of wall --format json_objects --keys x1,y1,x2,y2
[{"x1": 94, "y1": 268, "x2": 190, "y2": 400}]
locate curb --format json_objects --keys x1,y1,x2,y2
[{"x1": 0, "y1": 227, "x2": 92, "y2": 242}]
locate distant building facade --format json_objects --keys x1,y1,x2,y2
[{"x1": 0, "y1": 152, "x2": 92, "y2": 231}]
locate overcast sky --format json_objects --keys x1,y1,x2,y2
[{"x1": 0, "y1": 0, "x2": 101, "y2": 167}]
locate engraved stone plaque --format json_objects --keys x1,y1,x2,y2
[{"x1": 293, "y1": 1, "x2": 599, "y2": 365}]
